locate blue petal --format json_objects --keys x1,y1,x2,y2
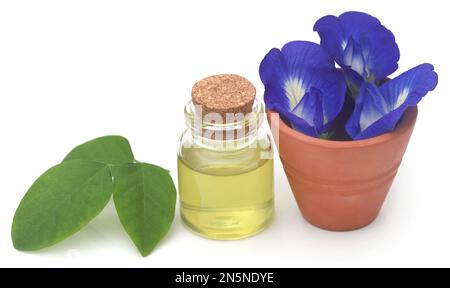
[
  {"x1": 291, "y1": 87, "x2": 324, "y2": 130},
  {"x1": 346, "y1": 82, "x2": 397, "y2": 139},
  {"x1": 346, "y1": 64, "x2": 438, "y2": 139},
  {"x1": 259, "y1": 48, "x2": 290, "y2": 111},
  {"x1": 379, "y1": 64, "x2": 438, "y2": 109},
  {"x1": 342, "y1": 37, "x2": 366, "y2": 77},
  {"x1": 314, "y1": 11, "x2": 400, "y2": 83},
  {"x1": 314, "y1": 69, "x2": 347, "y2": 131},
  {"x1": 284, "y1": 111, "x2": 319, "y2": 138},
  {"x1": 269, "y1": 102, "x2": 318, "y2": 137},
  {"x1": 259, "y1": 41, "x2": 346, "y2": 137},
  {"x1": 280, "y1": 41, "x2": 336, "y2": 73},
  {"x1": 354, "y1": 106, "x2": 409, "y2": 140},
  {"x1": 359, "y1": 30, "x2": 399, "y2": 83}
]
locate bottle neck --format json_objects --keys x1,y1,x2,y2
[{"x1": 184, "y1": 100, "x2": 264, "y2": 150}]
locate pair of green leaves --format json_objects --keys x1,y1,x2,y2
[{"x1": 12, "y1": 136, "x2": 176, "y2": 257}]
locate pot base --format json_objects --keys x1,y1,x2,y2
[{"x1": 302, "y1": 212, "x2": 379, "y2": 232}]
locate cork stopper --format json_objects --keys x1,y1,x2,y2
[{"x1": 192, "y1": 74, "x2": 256, "y2": 119}]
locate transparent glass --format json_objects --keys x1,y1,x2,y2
[{"x1": 177, "y1": 99, "x2": 274, "y2": 240}]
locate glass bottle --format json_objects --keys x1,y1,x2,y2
[{"x1": 177, "y1": 98, "x2": 274, "y2": 240}]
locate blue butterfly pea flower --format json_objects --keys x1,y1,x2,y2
[
  {"x1": 259, "y1": 41, "x2": 346, "y2": 137},
  {"x1": 346, "y1": 64, "x2": 438, "y2": 140},
  {"x1": 314, "y1": 11, "x2": 400, "y2": 87}
]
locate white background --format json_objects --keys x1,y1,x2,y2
[{"x1": 1, "y1": 0, "x2": 449, "y2": 268}]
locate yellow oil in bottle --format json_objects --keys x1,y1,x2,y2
[{"x1": 178, "y1": 145, "x2": 274, "y2": 240}]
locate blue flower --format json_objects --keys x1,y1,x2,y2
[
  {"x1": 346, "y1": 64, "x2": 438, "y2": 140},
  {"x1": 259, "y1": 41, "x2": 346, "y2": 137},
  {"x1": 314, "y1": 11, "x2": 400, "y2": 86}
]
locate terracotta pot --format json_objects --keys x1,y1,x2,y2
[{"x1": 267, "y1": 107, "x2": 418, "y2": 231}]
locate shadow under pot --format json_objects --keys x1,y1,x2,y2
[{"x1": 267, "y1": 107, "x2": 418, "y2": 231}]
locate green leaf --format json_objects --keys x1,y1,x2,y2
[
  {"x1": 12, "y1": 161, "x2": 113, "y2": 251},
  {"x1": 113, "y1": 163, "x2": 176, "y2": 257},
  {"x1": 63, "y1": 135, "x2": 135, "y2": 165}
]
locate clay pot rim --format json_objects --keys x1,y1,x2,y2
[{"x1": 267, "y1": 106, "x2": 418, "y2": 149}]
